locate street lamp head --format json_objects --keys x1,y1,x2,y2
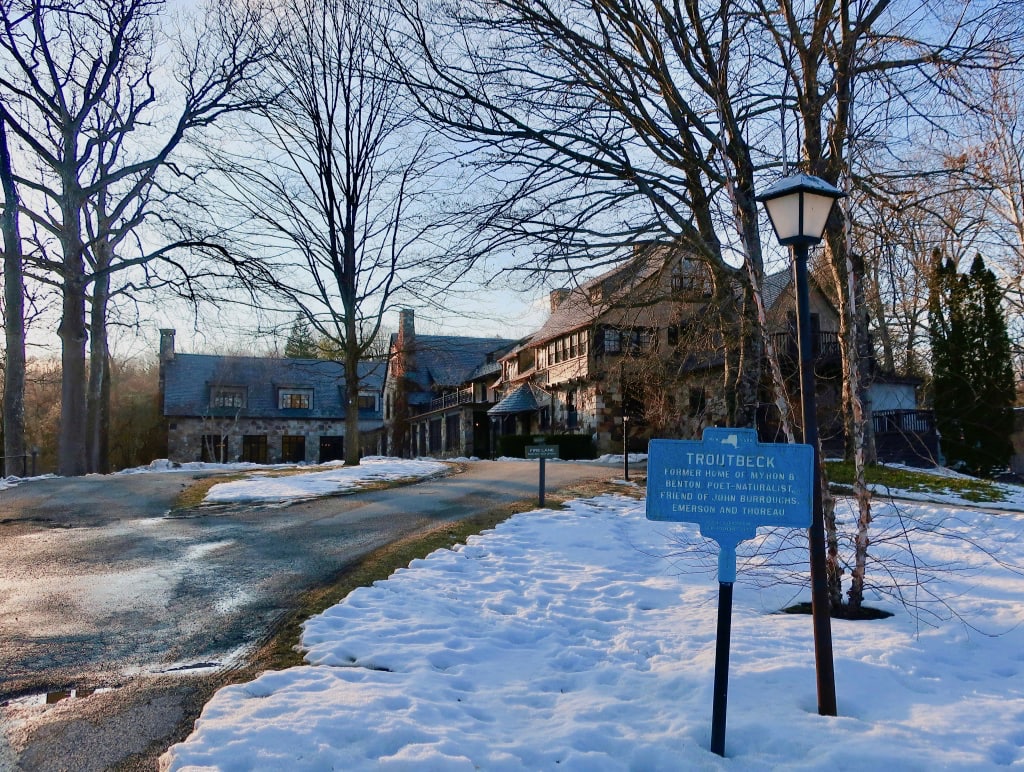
[{"x1": 757, "y1": 173, "x2": 845, "y2": 248}]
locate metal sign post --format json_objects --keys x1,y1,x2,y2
[
  {"x1": 646, "y1": 428, "x2": 813, "y2": 757},
  {"x1": 526, "y1": 442, "x2": 559, "y2": 506}
]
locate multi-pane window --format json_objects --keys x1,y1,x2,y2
[
  {"x1": 211, "y1": 387, "x2": 246, "y2": 409},
  {"x1": 600, "y1": 327, "x2": 655, "y2": 355},
  {"x1": 445, "y1": 415, "x2": 461, "y2": 451},
  {"x1": 358, "y1": 393, "x2": 377, "y2": 412},
  {"x1": 281, "y1": 435, "x2": 306, "y2": 463},
  {"x1": 242, "y1": 434, "x2": 268, "y2": 463},
  {"x1": 671, "y1": 261, "x2": 713, "y2": 297},
  {"x1": 201, "y1": 434, "x2": 228, "y2": 463},
  {"x1": 278, "y1": 388, "x2": 313, "y2": 409},
  {"x1": 547, "y1": 331, "x2": 588, "y2": 364}
]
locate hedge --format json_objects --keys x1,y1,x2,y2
[{"x1": 497, "y1": 433, "x2": 597, "y2": 460}]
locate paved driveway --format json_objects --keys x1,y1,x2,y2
[{"x1": 0, "y1": 460, "x2": 618, "y2": 770}]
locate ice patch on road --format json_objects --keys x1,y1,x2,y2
[{"x1": 185, "y1": 541, "x2": 234, "y2": 561}]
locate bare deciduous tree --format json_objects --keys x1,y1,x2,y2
[
  {"x1": 202, "y1": 0, "x2": 461, "y2": 465},
  {"x1": 397, "y1": 0, "x2": 1020, "y2": 613},
  {"x1": 0, "y1": 117, "x2": 26, "y2": 470},
  {"x1": 0, "y1": 0, "x2": 273, "y2": 474}
]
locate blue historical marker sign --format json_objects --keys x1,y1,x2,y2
[{"x1": 646, "y1": 428, "x2": 814, "y2": 582}]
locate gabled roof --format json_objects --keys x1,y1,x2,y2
[
  {"x1": 532, "y1": 261, "x2": 804, "y2": 349},
  {"x1": 761, "y1": 269, "x2": 791, "y2": 310},
  {"x1": 529, "y1": 245, "x2": 704, "y2": 346},
  {"x1": 759, "y1": 267, "x2": 840, "y2": 319},
  {"x1": 163, "y1": 353, "x2": 384, "y2": 418},
  {"x1": 487, "y1": 383, "x2": 549, "y2": 415},
  {"x1": 406, "y1": 335, "x2": 516, "y2": 389}
]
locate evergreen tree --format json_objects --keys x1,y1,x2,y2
[
  {"x1": 284, "y1": 316, "x2": 319, "y2": 359},
  {"x1": 929, "y1": 252, "x2": 1014, "y2": 476}
]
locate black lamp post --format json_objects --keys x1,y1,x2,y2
[{"x1": 757, "y1": 173, "x2": 845, "y2": 718}]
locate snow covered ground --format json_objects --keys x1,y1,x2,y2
[{"x1": 154, "y1": 460, "x2": 1024, "y2": 771}]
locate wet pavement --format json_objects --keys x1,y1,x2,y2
[{"x1": 0, "y1": 461, "x2": 613, "y2": 770}]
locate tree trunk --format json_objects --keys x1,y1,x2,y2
[
  {"x1": 344, "y1": 345, "x2": 361, "y2": 466},
  {"x1": 1, "y1": 119, "x2": 26, "y2": 474},
  {"x1": 87, "y1": 268, "x2": 111, "y2": 473},
  {"x1": 826, "y1": 229, "x2": 873, "y2": 610},
  {"x1": 58, "y1": 270, "x2": 89, "y2": 477}
]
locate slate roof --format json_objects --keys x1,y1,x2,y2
[
  {"x1": 487, "y1": 383, "x2": 550, "y2": 415},
  {"x1": 761, "y1": 269, "x2": 791, "y2": 310},
  {"x1": 528, "y1": 257, "x2": 661, "y2": 347},
  {"x1": 407, "y1": 335, "x2": 516, "y2": 389},
  {"x1": 163, "y1": 353, "x2": 385, "y2": 419}
]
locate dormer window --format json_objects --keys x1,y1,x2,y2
[
  {"x1": 671, "y1": 260, "x2": 713, "y2": 297},
  {"x1": 211, "y1": 387, "x2": 246, "y2": 409},
  {"x1": 279, "y1": 388, "x2": 313, "y2": 409}
]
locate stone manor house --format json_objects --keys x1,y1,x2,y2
[
  {"x1": 159, "y1": 245, "x2": 935, "y2": 465},
  {"x1": 158, "y1": 329, "x2": 384, "y2": 464},
  {"x1": 382, "y1": 246, "x2": 935, "y2": 463}
]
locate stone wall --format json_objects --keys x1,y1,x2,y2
[{"x1": 167, "y1": 416, "x2": 382, "y2": 464}]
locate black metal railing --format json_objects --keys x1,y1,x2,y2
[
  {"x1": 873, "y1": 409, "x2": 936, "y2": 436},
  {"x1": 872, "y1": 409, "x2": 939, "y2": 467},
  {"x1": 770, "y1": 331, "x2": 842, "y2": 363}
]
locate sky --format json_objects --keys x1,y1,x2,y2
[{"x1": 83, "y1": 457, "x2": 1024, "y2": 771}]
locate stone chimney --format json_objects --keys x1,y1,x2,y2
[
  {"x1": 394, "y1": 309, "x2": 416, "y2": 377},
  {"x1": 550, "y1": 288, "x2": 571, "y2": 311},
  {"x1": 159, "y1": 329, "x2": 176, "y2": 362},
  {"x1": 157, "y1": 329, "x2": 175, "y2": 444},
  {"x1": 398, "y1": 309, "x2": 415, "y2": 345}
]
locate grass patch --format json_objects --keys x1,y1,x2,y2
[
  {"x1": 249, "y1": 478, "x2": 627, "y2": 672},
  {"x1": 825, "y1": 461, "x2": 1007, "y2": 503},
  {"x1": 172, "y1": 475, "x2": 245, "y2": 510}
]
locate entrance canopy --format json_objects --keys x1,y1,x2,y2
[{"x1": 487, "y1": 384, "x2": 548, "y2": 416}]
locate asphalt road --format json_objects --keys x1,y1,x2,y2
[{"x1": 0, "y1": 460, "x2": 618, "y2": 771}]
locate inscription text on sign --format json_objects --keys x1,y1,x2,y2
[
  {"x1": 646, "y1": 428, "x2": 813, "y2": 582},
  {"x1": 526, "y1": 445, "x2": 559, "y2": 459}
]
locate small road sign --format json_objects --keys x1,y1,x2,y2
[{"x1": 526, "y1": 445, "x2": 559, "y2": 459}]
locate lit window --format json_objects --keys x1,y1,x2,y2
[{"x1": 279, "y1": 389, "x2": 313, "y2": 409}]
